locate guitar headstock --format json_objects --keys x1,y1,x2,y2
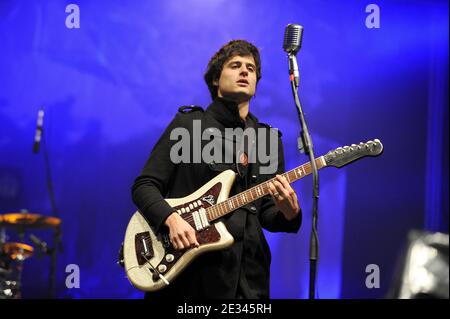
[{"x1": 324, "y1": 139, "x2": 383, "y2": 168}]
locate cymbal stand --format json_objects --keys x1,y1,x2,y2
[{"x1": 48, "y1": 226, "x2": 61, "y2": 298}]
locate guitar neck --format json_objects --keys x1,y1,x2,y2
[{"x1": 206, "y1": 156, "x2": 327, "y2": 222}]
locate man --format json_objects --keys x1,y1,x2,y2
[{"x1": 132, "y1": 40, "x2": 302, "y2": 299}]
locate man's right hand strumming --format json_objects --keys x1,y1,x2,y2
[{"x1": 164, "y1": 212, "x2": 200, "y2": 250}]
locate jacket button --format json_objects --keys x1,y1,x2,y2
[
  {"x1": 251, "y1": 175, "x2": 257, "y2": 182},
  {"x1": 250, "y1": 206, "x2": 257, "y2": 212}
]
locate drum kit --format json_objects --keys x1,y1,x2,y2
[{"x1": 0, "y1": 212, "x2": 61, "y2": 299}]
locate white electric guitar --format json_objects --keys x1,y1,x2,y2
[{"x1": 123, "y1": 139, "x2": 383, "y2": 292}]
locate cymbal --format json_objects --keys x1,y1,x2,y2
[
  {"x1": 1, "y1": 242, "x2": 34, "y2": 261},
  {"x1": 0, "y1": 213, "x2": 61, "y2": 229}
]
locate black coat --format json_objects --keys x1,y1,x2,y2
[{"x1": 131, "y1": 97, "x2": 302, "y2": 299}]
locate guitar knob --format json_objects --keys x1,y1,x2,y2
[
  {"x1": 158, "y1": 264, "x2": 167, "y2": 273},
  {"x1": 165, "y1": 254, "x2": 174, "y2": 263}
]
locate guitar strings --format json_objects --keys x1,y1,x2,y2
[
  {"x1": 179, "y1": 161, "x2": 315, "y2": 226},
  {"x1": 181, "y1": 180, "x2": 272, "y2": 225}
]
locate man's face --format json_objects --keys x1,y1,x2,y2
[{"x1": 214, "y1": 55, "x2": 257, "y2": 103}]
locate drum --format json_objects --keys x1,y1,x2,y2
[
  {"x1": 0, "y1": 279, "x2": 19, "y2": 299},
  {"x1": 0, "y1": 212, "x2": 62, "y2": 298},
  {"x1": 0, "y1": 242, "x2": 33, "y2": 299}
]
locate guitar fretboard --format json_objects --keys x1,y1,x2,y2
[{"x1": 206, "y1": 156, "x2": 326, "y2": 221}]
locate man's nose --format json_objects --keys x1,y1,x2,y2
[{"x1": 240, "y1": 67, "x2": 248, "y2": 76}]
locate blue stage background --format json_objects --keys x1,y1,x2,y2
[{"x1": 0, "y1": 0, "x2": 448, "y2": 298}]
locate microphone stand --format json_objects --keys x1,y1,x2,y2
[
  {"x1": 36, "y1": 116, "x2": 61, "y2": 298},
  {"x1": 42, "y1": 131, "x2": 58, "y2": 217},
  {"x1": 287, "y1": 53, "x2": 320, "y2": 299}
]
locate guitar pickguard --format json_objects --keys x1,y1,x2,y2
[{"x1": 149, "y1": 224, "x2": 222, "y2": 282}]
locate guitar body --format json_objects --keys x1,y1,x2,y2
[{"x1": 123, "y1": 169, "x2": 236, "y2": 292}]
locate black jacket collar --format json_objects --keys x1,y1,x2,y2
[{"x1": 206, "y1": 97, "x2": 258, "y2": 129}]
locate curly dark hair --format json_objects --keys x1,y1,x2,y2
[{"x1": 204, "y1": 40, "x2": 262, "y2": 100}]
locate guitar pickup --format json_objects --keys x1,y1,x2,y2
[
  {"x1": 135, "y1": 232, "x2": 154, "y2": 265},
  {"x1": 162, "y1": 233, "x2": 171, "y2": 249}
]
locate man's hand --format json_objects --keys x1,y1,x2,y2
[
  {"x1": 164, "y1": 212, "x2": 200, "y2": 250},
  {"x1": 268, "y1": 174, "x2": 300, "y2": 220}
]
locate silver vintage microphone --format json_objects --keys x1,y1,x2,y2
[{"x1": 283, "y1": 24, "x2": 304, "y2": 87}]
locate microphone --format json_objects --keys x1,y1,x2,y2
[
  {"x1": 33, "y1": 109, "x2": 45, "y2": 153},
  {"x1": 283, "y1": 23, "x2": 303, "y2": 54},
  {"x1": 283, "y1": 24, "x2": 304, "y2": 86}
]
